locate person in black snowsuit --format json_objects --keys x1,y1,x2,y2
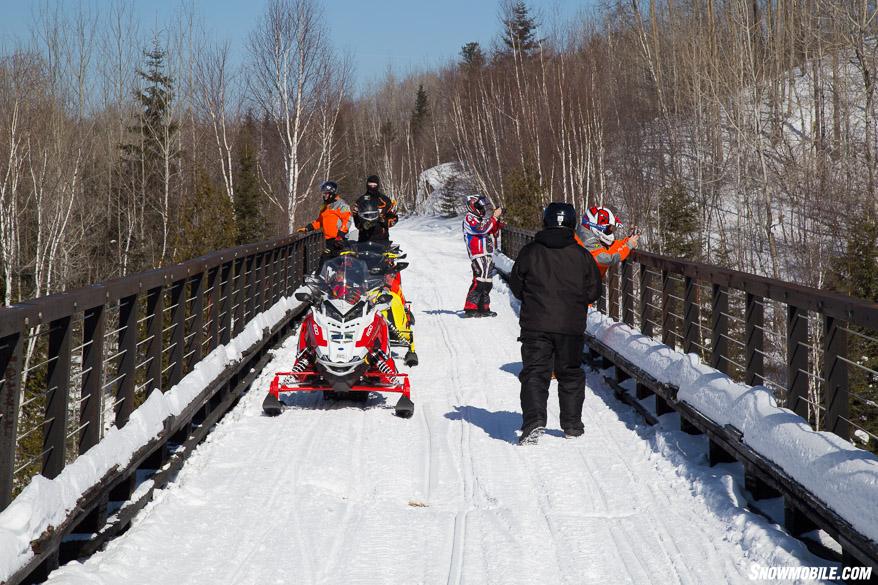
[
  {"x1": 509, "y1": 202, "x2": 602, "y2": 445},
  {"x1": 353, "y1": 175, "x2": 398, "y2": 243}
]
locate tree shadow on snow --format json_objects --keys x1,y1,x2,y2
[{"x1": 445, "y1": 405, "x2": 522, "y2": 443}]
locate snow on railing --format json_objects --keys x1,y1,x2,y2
[
  {"x1": 0, "y1": 231, "x2": 323, "y2": 583},
  {"x1": 496, "y1": 225, "x2": 878, "y2": 569}
]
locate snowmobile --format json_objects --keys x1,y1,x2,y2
[
  {"x1": 262, "y1": 256, "x2": 414, "y2": 418},
  {"x1": 342, "y1": 241, "x2": 418, "y2": 367}
]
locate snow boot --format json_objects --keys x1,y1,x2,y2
[
  {"x1": 564, "y1": 428, "x2": 584, "y2": 439},
  {"x1": 462, "y1": 309, "x2": 479, "y2": 318},
  {"x1": 518, "y1": 425, "x2": 545, "y2": 446},
  {"x1": 404, "y1": 350, "x2": 419, "y2": 367},
  {"x1": 477, "y1": 309, "x2": 498, "y2": 318}
]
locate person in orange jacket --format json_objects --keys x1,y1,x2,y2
[
  {"x1": 576, "y1": 205, "x2": 640, "y2": 278},
  {"x1": 298, "y1": 181, "x2": 351, "y2": 263}
]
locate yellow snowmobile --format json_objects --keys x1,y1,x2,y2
[{"x1": 342, "y1": 242, "x2": 418, "y2": 367}]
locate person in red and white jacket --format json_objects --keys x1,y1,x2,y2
[{"x1": 462, "y1": 194, "x2": 504, "y2": 317}]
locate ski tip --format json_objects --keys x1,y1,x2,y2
[
  {"x1": 395, "y1": 395, "x2": 415, "y2": 418},
  {"x1": 262, "y1": 393, "x2": 284, "y2": 417}
]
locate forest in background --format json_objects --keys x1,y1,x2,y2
[
  {"x1": 1, "y1": 0, "x2": 877, "y2": 475},
  {"x1": 2, "y1": 0, "x2": 878, "y2": 302}
]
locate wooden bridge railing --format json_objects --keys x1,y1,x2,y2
[{"x1": 499, "y1": 225, "x2": 878, "y2": 571}]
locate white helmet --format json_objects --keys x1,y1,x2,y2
[{"x1": 583, "y1": 206, "x2": 620, "y2": 246}]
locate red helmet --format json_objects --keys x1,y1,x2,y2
[
  {"x1": 466, "y1": 194, "x2": 487, "y2": 216},
  {"x1": 583, "y1": 206, "x2": 621, "y2": 246}
]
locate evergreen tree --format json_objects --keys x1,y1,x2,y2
[
  {"x1": 119, "y1": 38, "x2": 179, "y2": 269},
  {"x1": 658, "y1": 181, "x2": 700, "y2": 259},
  {"x1": 410, "y1": 84, "x2": 430, "y2": 143},
  {"x1": 235, "y1": 113, "x2": 264, "y2": 245},
  {"x1": 500, "y1": 1, "x2": 541, "y2": 58},
  {"x1": 174, "y1": 169, "x2": 236, "y2": 261},
  {"x1": 503, "y1": 167, "x2": 544, "y2": 229},
  {"x1": 837, "y1": 211, "x2": 878, "y2": 450},
  {"x1": 460, "y1": 42, "x2": 486, "y2": 72},
  {"x1": 437, "y1": 174, "x2": 461, "y2": 217},
  {"x1": 123, "y1": 39, "x2": 178, "y2": 177}
]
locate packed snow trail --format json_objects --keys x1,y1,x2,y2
[{"x1": 44, "y1": 218, "x2": 832, "y2": 585}]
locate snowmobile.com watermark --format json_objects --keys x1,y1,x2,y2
[{"x1": 749, "y1": 564, "x2": 872, "y2": 581}]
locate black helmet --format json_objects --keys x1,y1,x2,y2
[
  {"x1": 357, "y1": 198, "x2": 381, "y2": 225},
  {"x1": 320, "y1": 180, "x2": 338, "y2": 202},
  {"x1": 366, "y1": 175, "x2": 380, "y2": 186},
  {"x1": 542, "y1": 202, "x2": 577, "y2": 229}
]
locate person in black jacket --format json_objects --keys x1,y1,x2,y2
[
  {"x1": 509, "y1": 202, "x2": 602, "y2": 445},
  {"x1": 353, "y1": 175, "x2": 398, "y2": 243}
]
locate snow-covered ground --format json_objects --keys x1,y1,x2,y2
[{"x1": 41, "y1": 218, "x2": 834, "y2": 585}]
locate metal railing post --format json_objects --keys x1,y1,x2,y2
[
  {"x1": 169, "y1": 281, "x2": 186, "y2": 387},
  {"x1": 233, "y1": 258, "x2": 245, "y2": 336},
  {"x1": 745, "y1": 293, "x2": 764, "y2": 386},
  {"x1": 145, "y1": 287, "x2": 163, "y2": 395},
  {"x1": 683, "y1": 276, "x2": 698, "y2": 354},
  {"x1": 220, "y1": 262, "x2": 232, "y2": 345},
  {"x1": 0, "y1": 332, "x2": 23, "y2": 508},
  {"x1": 80, "y1": 306, "x2": 105, "y2": 453},
  {"x1": 621, "y1": 261, "x2": 634, "y2": 327},
  {"x1": 640, "y1": 265, "x2": 653, "y2": 338},
  {"x1": 208, "y1": 267, "x2": 221, "y2": 351},
  {"x1": 189, "y1": 273, "x2": 204, "y2": 369},
  {"x1": 43, "y1": 316, "x2": 72, "y2": 479},
  {"x1": 711, "y1": 285, "x2": 729, "y2": 375},
  {"x1": 661, "y1": 270, "x2": 673, "y2": 346},
  {"x1": 823, "y1": 316, "x2": 849, "y2": 439},
  {"x1": 787, "y1": 305, "x2": 809, "y2": 419},
  {"x1": 115, "y1": 295, "x2": 138, "y2": 427}
]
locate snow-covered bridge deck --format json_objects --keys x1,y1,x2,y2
[{"x1": 42, "y1": 219, "x2": 831, "y2": 585}]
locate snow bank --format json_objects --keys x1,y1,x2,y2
[
  {"x1": 417, "y1": 162, "x2": 476, "y2": 216},
  {"x1": 587, "y1": 310, "x2": 878, "y2": 545},
  {"x1": 0, "y1": 293, "x2": 306, "y2": 582}
]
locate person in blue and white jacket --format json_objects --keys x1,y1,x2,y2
[{"x1": 462, "y1": 194, "x2": 504, "y2": 317}]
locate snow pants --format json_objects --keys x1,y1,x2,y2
[
  {"x1": 464, "y1": 256, "x2": 494, "y2": 311},
  {"x1": 518, "y1": 330, "x2": 585, "y2": 434},
  {"x1": 320, "y1": 235, "x2": 351, "y2": 267}
]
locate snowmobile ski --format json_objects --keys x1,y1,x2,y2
[
  {"x1": 395, "y1": 395, "x2": 415, "y2": 418},
  {"x1": 262, "y1": 392, "x2": 284, "y2": 416}
]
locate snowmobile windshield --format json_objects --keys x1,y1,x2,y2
[
  {"x1": 351, "y1": 241, "x2": 389, "y2": 255},
  {"x1": 318, "y1": 257, "x2": 369, "y2": 304}
]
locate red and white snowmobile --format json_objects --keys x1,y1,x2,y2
[{"x1": 262, "y1": 256, "x2": 414, "y2": 418}]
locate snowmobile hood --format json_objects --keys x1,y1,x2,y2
[{"x1": 533, "y1": 227, "x2": 578, "y2": 249}]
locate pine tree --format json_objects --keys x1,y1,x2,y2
[
  {"x1": 503, "y1": 167, "x2": 543, "y2": 229},
  {"x1": 119, "y1": 38, "x2": 179, "y2": 269},
  {"x1": 123, "y1": 40, "x2": 178, "y2": 176},
  {"x1": 837, "y1": 211, "x2": 878, "y2": 450},
  {"x1": 437, "y1": 174, "x2": 461, "y2": 217},
  {"x1": 235, "y1": 114, "x2": 264, "y2": 245},
  {"x1": 174, "y1": 169, "x2": 236, "y2": 262},
  {"x1": 658, "y1": 181, "x2": 701, "y2": 259},
  {"x1": 410, "y1": 84, "x2": 430, "y2": 143},
  {"x1": 500, "y1": 1, "x2": 541, "y2": 58},
  {"x1": 460, "y1": 42, "x2": 486, "y2": 72}
]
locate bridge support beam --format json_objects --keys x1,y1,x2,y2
[{"x1": 784, "y1": 498, "x2": 818, "y2": 537}]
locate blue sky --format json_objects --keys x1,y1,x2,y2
[{"x1": 0, "y1": 0, "x2": 595, "y2": 91}]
